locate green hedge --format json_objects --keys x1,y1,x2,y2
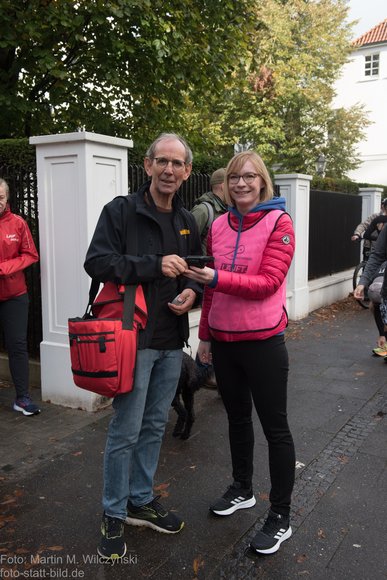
[
  {"x1": 311, "y1": 175, "x2": 387, "y2": 195},
  {"x1": 0, "y1": 138, "x2": 36, "y2": 167}
]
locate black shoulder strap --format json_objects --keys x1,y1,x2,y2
[
  {"x1": 88, "y1": 195, "x2": 138, "y2": 330},
  {"x1": 122, "y1": 196, "x2": 137, "y2": 330}
]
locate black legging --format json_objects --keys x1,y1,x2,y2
[
  {"x1": 212, "y1": 334, "x2": 295, "y2": 516},
  {"x1": 0, "y1": 293, "x2": 30, "y2": 399}
]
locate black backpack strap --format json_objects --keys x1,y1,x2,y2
[
  {"x1": 87, "y1": 195, "x2": 138, "y2": 330},
  {"x1": 198, "y1": 200, "x2": 214, "y2": 243},
  {"x1": 122, "y1": 195, "x2": 138, "y2": 330}
]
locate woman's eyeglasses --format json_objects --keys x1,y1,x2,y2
[{"x1": 228, "y1": 173, "x2": 259, "y2": 185}]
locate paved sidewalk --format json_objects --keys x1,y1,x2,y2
[{"x1": 0, "y1": 297, "x2": 386, "y2": 579}]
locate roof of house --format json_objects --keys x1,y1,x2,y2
[{"x1": 352, "y1": 19, "x2": 387, "y2": 47}]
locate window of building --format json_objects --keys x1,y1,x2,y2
[{"x1": 365, "y1": 53, "x2": 379, "y2": 77}]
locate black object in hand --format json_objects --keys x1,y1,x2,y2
[{"x1": 184, "y1": 256, "x2": 214, "y2": 268}]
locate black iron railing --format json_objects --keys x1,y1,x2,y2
[{"x1": 308, "y1": 189, "x2": 361, "y2": 280}]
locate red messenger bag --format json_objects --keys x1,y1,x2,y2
[
  {"x1": 68, "y1": 281, "x2": 147, "y2": 397},
  {"x1": 68, "y1": 195, "x2": 147, "y2": 397}
]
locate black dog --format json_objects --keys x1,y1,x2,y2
[{"x1": 171, "y1": 351, "x2": 213, "y2": 440}]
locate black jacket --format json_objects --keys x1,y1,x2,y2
[
  {"x1": 360, "y1": 224, "x2": 387, "y2": 289},
  {"x1": 84, "y1": 181, "x2": 202, "y2": 348}
]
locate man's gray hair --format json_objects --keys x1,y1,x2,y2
[{"x1": 146, "y1": 133, "x2": 193, "y2": 164}]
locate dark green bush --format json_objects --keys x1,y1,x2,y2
[{"x1": 0, "y1": 138, "x2": 36, "y2": 167}]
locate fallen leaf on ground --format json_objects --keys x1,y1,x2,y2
[
  {"x1": 193, "y1": 555, "x2": 205, "y2": 576},
  {"x1": 154, "y1": 482, "x2": 170, "y2": 498}
]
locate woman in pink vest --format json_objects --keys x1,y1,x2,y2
[{"x1": 184, "y1": 151, "x2": 295, "y2": 555}]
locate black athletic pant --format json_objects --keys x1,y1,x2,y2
[
  {"x1": 0, "y1": 293, "x2": 30, "y2": 399},
  {"x1": 212, "y1": 334, "x2": 295, "y2": 516}
]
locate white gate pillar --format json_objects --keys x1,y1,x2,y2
[
  {"x1": 274, "y1": 173, "x2": 312, "y2": 320},
  {"x1": 359, "y1": 187, "x2": 383, "y2": 221},
  {"x1": 30, "y1": 132, "x2": 133, "y2": 411}
]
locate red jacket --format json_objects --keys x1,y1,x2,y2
[{"x1": 0, "y1": 206, "x2": 39, "y2": 301}]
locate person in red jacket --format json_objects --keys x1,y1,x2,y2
[
  {"x1": 0, "y1": 178, "x2": 40, "y2": 416},
  {"x1": 184, "y1": 151, "x2": 295, "y2": 555}
]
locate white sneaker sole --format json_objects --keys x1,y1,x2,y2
[
  {"x1": 211, "y1": 495, "x2": 256, "y2": 516},
  {"x1": 13, "y1": 404, "x2": 40, "y2": 416},
  {"x1": 97, "y1": 543, "x2": 127, "y2": 560},
  {"x1": 125, "y1": 515, "x2": 184, "y2": 534},
  {"x1": 251, "y1": 525, "x2": 292, "y2": 554}
]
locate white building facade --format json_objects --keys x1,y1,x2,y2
[{"x1": 333, "y1": 19, "x2": 387, "y2": 185}]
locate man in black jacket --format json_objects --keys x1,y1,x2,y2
[
  {"x1": 354, "y1": 220, "x2": 387, "y2": 302},
  {"x1": 84, "y1": 133, "x2": 202, "y2": 560}
]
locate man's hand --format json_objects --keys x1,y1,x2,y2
[
  {"x1": 168, "y1": 288, "x2": 196, "y2": 316},
  {"x1": 354, "y1": 284, "x2": 365, "y2": 299},
  {"x1": 162, "y1": 254, "x2": 188, "y2": 278}
]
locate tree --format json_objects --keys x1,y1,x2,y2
[
  {"x1": 179, "y1": 0, "x2": 369, "y2": 177},
  {"x1": 0, "y1": 0, "x2": 370, "y2": 177},
  {"x1": 0, "y1": 0, "x2": 254, "y2": 146}
]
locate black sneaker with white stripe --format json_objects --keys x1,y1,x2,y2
[
  {"x1": 250, "y1": 509, "x2": 292, "y2": 554},
  {"x1": 210, "y1": 482, "x2": 256, "y2": 516}
]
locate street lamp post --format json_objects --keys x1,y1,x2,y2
[{"x1": 315, "y1": 153, "x2": 327, "y2": 177}]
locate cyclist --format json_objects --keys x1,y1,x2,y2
[
  {"x1": 351, "y1": 199, "x2": 387, "y2": 252},
  {"x1": 367, "y1": 262, "x2": 387, "y2": 356},
  {"x1": 354, "y1": 214, "x2": 387, "y2": 303}
]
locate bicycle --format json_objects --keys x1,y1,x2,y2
[{"x1": 352, "y1": 241, "x2": 371, "y2": 309}]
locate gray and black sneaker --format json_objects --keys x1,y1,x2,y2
[
  {"x1": 97, "y1": 513, "x2": 126, "y2": 560},
  {"x1": 250, "y1": 509, "x2": 292, "y2": 554},
  {"x1": 210, "y1": 482, "x2": 256, "y2": 516},
  {"x1": 126, "y1": 496, "x2": 184, "y2": 534}
]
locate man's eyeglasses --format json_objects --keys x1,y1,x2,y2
[
  {"x1": 153, "y1": 157, "x2": 186, "y2": 170},
  {"x1": 228, "y1": 173, "x2": 260, "y2": 185}
]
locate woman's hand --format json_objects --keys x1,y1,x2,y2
[
  {"x1": 184, "y1": 265, "x2": 215, "y2": 285},
  {"x1": 197, "y1": 340, "x2": 212, "y2": 364}
]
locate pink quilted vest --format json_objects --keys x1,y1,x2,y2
[{"x1": 208, "y1": 210, "x2": 287, "y2": 341}]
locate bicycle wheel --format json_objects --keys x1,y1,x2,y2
[{"x1": 353, "y1": 261, "x2": 370, "y2": 308}]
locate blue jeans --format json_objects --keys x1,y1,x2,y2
[{"x1": 103, "y1": 348, "x2": 183, "y2": 520}]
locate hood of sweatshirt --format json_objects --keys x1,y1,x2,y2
[{"x1": 229, "y1": 196, "x2": 287, "y2": 220}]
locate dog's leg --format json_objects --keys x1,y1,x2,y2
[
  {"x1": 180, "y1": 388, "x2": 195, "y2": 440},
  {"x1": 172, "y1": 395, "x2": 187, "y2": 437}
]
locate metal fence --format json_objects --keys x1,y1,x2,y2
[{"x1": 308, "y1": 189, "x2": 362, "y2": 280}]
